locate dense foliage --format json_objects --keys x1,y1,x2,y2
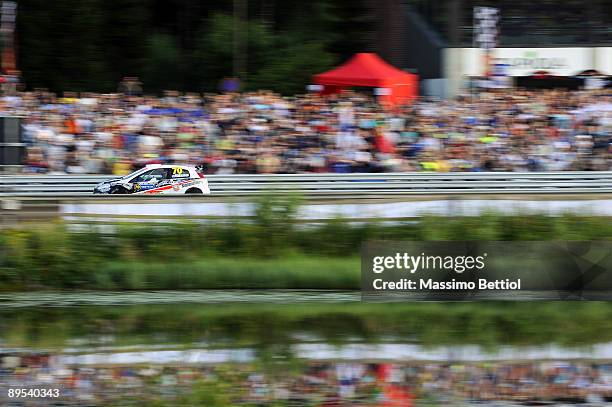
[
  {"x1": 16, "y1": 0, "x2": 370, "y2": 93},
  {"x1": 0, "y1": 194, "x2": 611, "y2": 290}
]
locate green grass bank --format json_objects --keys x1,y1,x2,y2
[{"x1": 1, "y1": 195, "x2": 611, "y2": 291}]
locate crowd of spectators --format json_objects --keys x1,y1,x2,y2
[
  {"x1": 3, "y1": 352, "x2": 612, "y2": 406},
  {"x1": 1, "y1": 88, "x2": 610, "y2": 175}
]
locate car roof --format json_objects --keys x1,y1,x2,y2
[{"x1": 144, "y1": 164, "x2": 194, "y2": 169}]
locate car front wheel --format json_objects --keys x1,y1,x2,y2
[{"x1": 110, "y1": 186, "x2": 129, "y2": 194}]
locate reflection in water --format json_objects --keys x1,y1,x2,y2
[
  {"x1": 3, "y1": 353, "x2": 612, "y2": 406},
  {"x1": 49, "y1": 342, "x2": 612, "y2": 364},
  {"x1": 0, "y1": 290, "x2": 360, "y2": 308},
  {"x1": 3, "y1": 294, "x2": 612, "y2": 405}
]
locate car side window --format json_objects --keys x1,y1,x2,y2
[
  {"x1": 132, "y1": 168, "x2": 170, "y2": 183},
  {"x1": 170, "y1": 167, "x2": 190, "y2": 179}
]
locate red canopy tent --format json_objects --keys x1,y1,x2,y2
[{"x1": 312, "y1": 53, "x2": 418, "y2": 107}]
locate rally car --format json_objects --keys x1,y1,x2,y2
[{"x1": 93, "y1": 164, "x2": 210, "y2": 195}]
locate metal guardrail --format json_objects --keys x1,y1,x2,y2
[{"x1": 1, "y1": 172, "x2": 612, "y2": 197}]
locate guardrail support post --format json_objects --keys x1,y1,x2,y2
[{"x1": 1, "y1": 198, "x2": 21, "y2": 227}]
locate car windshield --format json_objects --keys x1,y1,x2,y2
[{"x1": 122, "y1": 167, "x2": 152, "y2": 180}]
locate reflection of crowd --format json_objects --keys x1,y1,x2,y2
[
  {"x1": 2, "y1": 88, "x2": 609, "y2": 175},
  {"x1": 3, "y1": 353, "x2": 612, "y2": 405}
]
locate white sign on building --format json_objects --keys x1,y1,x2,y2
[
  {"x1": 442, "y1": 47, "x2": 612, "y2": 97},
  {"x1": 491, "y1": 48, "x2": 588, "y2": 77},
  {"x1": 458, "y1": 47, "x2": 610, "y2": 77}
]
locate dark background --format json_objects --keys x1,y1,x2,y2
[
  {"x1": 15, "y1": 0, "x2": 371, "y2": 94},
  {"x1": 12, "y1": 0, "x2": 612, "y2": 93}
]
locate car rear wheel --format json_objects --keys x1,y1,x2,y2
[{"x1": 185, "y1": 188, "x2": 203, "y2": 194}]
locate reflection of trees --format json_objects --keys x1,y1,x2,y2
[{"x1": 4, "y1": 302, "x2": 612, "y2": 350}]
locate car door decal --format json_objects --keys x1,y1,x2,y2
[
  {"x1": 142, "y1": 179, "x2": 195, "y2": 194},
  {"x1": 142, "y1": 184, "x2": 175, "y2": 194},
  {"x1": 136, "y1": 182, "x2": 159, "y2": 191}
]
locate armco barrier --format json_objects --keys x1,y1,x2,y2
[{"x1": 1, "y1": 172, "x2": 612, "y2": 197}]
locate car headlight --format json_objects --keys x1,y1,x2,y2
[{"x1": 97, "y1": 184, "x2": 111, "y2": 192}]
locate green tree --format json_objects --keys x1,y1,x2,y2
[
  {"x1": 142, "y1": 33, "x2": 184, "y2": 92},
  {"x1": 248, "y1": 40, "x2": 336, "y2": 94},
  {"x1": 192, "y1": 13, "x2": 334, "y2": 94},
  {"x1": 15, "y1": 0, "x2": 369, "y2": 93},
  {"x1": 192, "y1": 13, "x2": 274, "y2": 92},
  {"x1": 101, "y1": 0, "x2": 152, "y2": 83},
  {"x1": 18, "y1": 0, "x2": 112, "y2": 91},
  {"x1": 192, "y1": 13, "x2": 235, "y2": 92}
]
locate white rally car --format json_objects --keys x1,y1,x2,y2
[{"x1": 93, "y1": 164, "x2": 211, "y2": 195}]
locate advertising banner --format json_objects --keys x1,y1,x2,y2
[{"x1": 459, "y1": 47, "x2": 612, "y2": 77}]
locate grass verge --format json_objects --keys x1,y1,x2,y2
[{"x1": 92, "y1": 256, "x2": 359, "y2": 290}]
